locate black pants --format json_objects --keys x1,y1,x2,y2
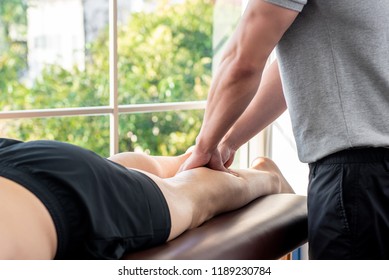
[
  {"x1": 308, "y1": 148, "x2": 389, "y2": 259},
  {"x1": 0, "y1": 138, "x2": 171, "y2": 259}
]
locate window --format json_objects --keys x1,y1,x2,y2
[
  {"x1": 0, "y1": 0, "x2": 213, "y2": 158},
  {"x1": 1, "y1": 0, "x2": 309, "y2": 187}
]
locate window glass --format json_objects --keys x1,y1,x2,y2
[
  {"x1": 117, "y1": 0, "x2": 213, "y2": 104},
  {"x1": 1, "y1": 0, "x2": 248, "y2": 163},
  {"x1": 119, "y1": 109, "x2": 203, "y2": 156},
  {"x1": 0, "y1": 115, "x2": 110, "y2": 157},
  {"x1": 0, "y1": 0, "x2": 109, "y2": 111}
]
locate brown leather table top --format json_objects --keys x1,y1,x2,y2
[{"x1": 123, "y1": 193, "x2": 308, "y2": 260}]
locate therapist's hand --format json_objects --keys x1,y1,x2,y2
[
  {"x1": 179, "y1": 143, "x2": 238, "y2": 174},
  {"x1": 179, "y1": 145, "x2": 230, "y2": 173},
  {"x1": 217, "y1": 141, "x2": 237, "y2": 169}
]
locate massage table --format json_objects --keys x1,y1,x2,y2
[{"x1": 123, "y1": 193, "x2": 307, "y2": 260}]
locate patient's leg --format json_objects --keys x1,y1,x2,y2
[
  {"x1": 109, "y1": 151, "x2": 294, "y2": 240},
  {"x1": 108, "y1": 152, "x2": 190, "y2": 178},
  {"x1": 138, "y1": 157, "x2": 294, "y2": 241}
]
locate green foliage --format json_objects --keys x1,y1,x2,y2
[
  {"x1": 116, "y1": 0, "x2": 212, "y2": 104},
  {"x1": 0, "y1": 0, "x2": 27, "y2": 27},
  {"x1": 0, "y1": 0, "x2": 28, "y2": 107},
  {"x1": 0, "y1": 0, "x2": 212, "y2": 157}
]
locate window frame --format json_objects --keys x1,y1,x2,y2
[
  {"x1": 0, "y1": 0, "x2": 264, "y2": 168},
  {"x1": 0, "y1": 0, "x2": 206, "y2": 155}
]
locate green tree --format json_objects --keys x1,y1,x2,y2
[
  {"x1": 1, "y1": 0, "x2": 212, "y2": 157},
  {"x1": 0, "y1": 0, "x2": 28, "y2": 108}
]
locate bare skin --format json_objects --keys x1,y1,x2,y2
[
  {"x1": 109, "y1": 152, "x2": 294, "y2": 241},
  {"x1": 0, "y1": 151, "x2": 293, "y2": 259},
  {"x1": 0, "y1": 177, "x2": 57, "y2": 259}
]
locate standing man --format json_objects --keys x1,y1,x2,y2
[{"x1": 180, "y1": 0, "x2": 389, "y2": 259}]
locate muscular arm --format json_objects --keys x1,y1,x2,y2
[
  {"x1": 181, "y1": 1, "x2": 298, "y2": 171},
  {"x1": 221, "y1": 59, "x2": 286, "y2": 153}
]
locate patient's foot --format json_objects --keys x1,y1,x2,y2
[{"x1": 250, "y1": 157, "x2": 294, "y2": 194}]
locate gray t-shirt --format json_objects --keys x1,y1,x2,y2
[{"x1": 265, "y1": 0, "x2": 389, "y2": 162}]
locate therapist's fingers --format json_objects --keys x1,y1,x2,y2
[
  {"x1": 219, "y1": 146, "x2": 236, "y2": 169},
  {"x1": 206, "y1": 153, "x2": 233, "y2": 173},
  {"x1": 178, "y1": 152, "x2": 210, "y2": 172}
]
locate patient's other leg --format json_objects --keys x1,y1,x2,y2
[{"x1": 139, "y1": 157, "x2": 294, "y2": 241}]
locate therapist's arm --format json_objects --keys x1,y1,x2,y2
[
  {"x1": 180, "y1": 1, "x2": 298, "y2": 171},
  {"x1": 219, "y1": 60, "x2": 287, "y2": 168}
]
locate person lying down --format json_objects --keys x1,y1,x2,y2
[{"x1": 0, "y1": 138, "x2": 294, "y2": 260}]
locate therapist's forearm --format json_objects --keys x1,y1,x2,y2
[
  {"x1": 196, "y1": 57, "x2": 266, "y2": 153},
  {"x1": 221, "y1": 60, "x2": 287, "y2": 151},
  {"x1": 194, "y1": 1, "x2": 298, "y2": 155}
]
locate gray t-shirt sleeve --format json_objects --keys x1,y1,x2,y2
[{"x1": 264, "y1": 0, "x2": 307, "y2": 12}]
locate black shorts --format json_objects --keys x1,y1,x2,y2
[
  {"x1": 0, "y1": 138, "x2": 171, "y2": 259},
  {"x1": 308, "y1": 147, "x2": 389, "y2": 259}
]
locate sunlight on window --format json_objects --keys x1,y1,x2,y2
[{"x1": 0, "y1": 0, "x2": 215, "y2": 156}]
